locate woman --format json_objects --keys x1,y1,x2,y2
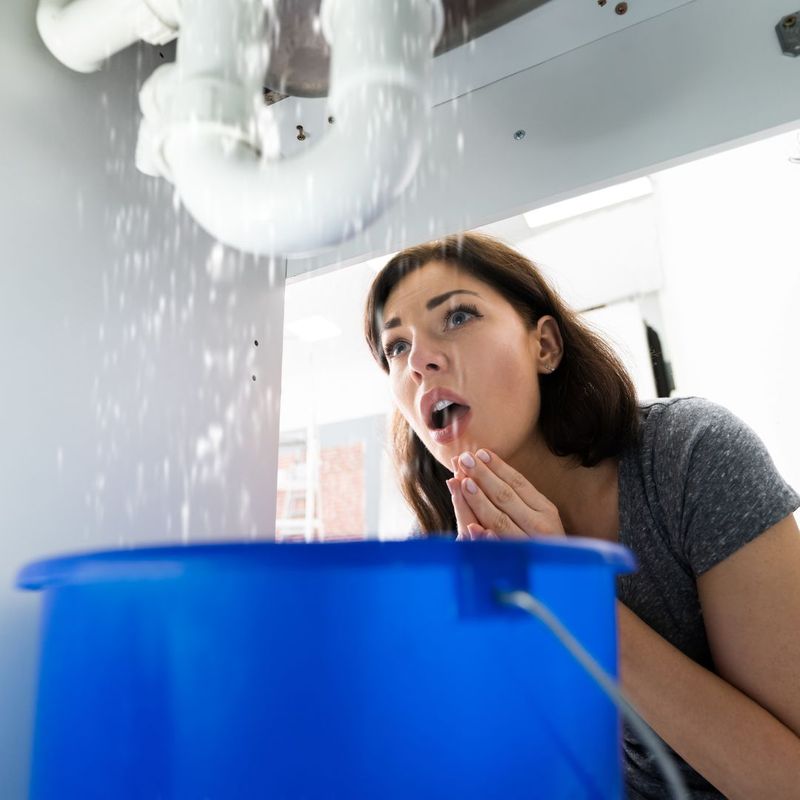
[{"x1": 364, "y1": 232, "x2": 800, "y2": 799}]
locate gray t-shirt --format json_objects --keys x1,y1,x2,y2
[{"x1": 617, "y1": 397, "x2": 800, "y2": 799}]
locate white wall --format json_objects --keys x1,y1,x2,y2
[
  {"x1": 583, "y1": 300, "x2": 658, "y2": 400},
  {"x1": 653, "y1": 129, "x2": 800, "y2": 493},
  {"x1": 513, "y1": 197, "x2": 664, "y2": 310},
  {"x1": 0, "y1": 7, "x2": 285, "y2": 797},
  {"x1": 280, "y1": 263, "x2": 391, "y2": 433}
]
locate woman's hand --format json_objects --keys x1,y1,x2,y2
[{"x1": 446, "y1": 449, "x2": 566, "y2": 541}]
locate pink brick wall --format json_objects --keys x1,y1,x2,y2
[
  {"x1": 276, "y1": 442, "x2": 365, "y2": 541},
  {"x1": 319, "y1": 442, "x2": 365, "y2": 540}
]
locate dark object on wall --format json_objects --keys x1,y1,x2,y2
[
  {"x1": 646, "y1": 323, "x2": 675, "y2": 398},
  {"x1": 776, "y1": 12, "x2": 800, "y2": 56}
]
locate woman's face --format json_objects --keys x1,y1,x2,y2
[{"x1": 380, "y1": 260, "x2": 553, "y2": 470}]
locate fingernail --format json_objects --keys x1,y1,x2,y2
[
  {"x1": 476, "y1": 449, "x2": 491, "y2": 463},
  {"x1": 459, "y1": 452, "x2": 475, "y2": 469},
  {"x1": 464, "y1": 478, "x2": 478, "y2": 495}
]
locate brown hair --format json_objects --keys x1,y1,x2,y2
[{"x1": 364, "y1": 232, "x2": 640, "y2": 535}]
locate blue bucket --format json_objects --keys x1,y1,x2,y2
[{"x1": 18, "y1": 538, "x2": 635, "y2": 799}]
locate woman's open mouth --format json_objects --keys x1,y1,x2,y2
[{"x1": 428, "y1": 401, "x2": 472, "y2": 445}]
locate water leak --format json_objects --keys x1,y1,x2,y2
[{"x1": 86, "y1": 42, "x2": 284, "y2": 547}]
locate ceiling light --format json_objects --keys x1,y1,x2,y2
[{"x1": 523, "y1": 177, "x2": 653, "y2": 230}]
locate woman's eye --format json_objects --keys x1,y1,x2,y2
[
  {"x1": 385, "y1": 340, "x2": 409, "y2": 359},
  {"x1": 445, "y1": 305, "x2": 480, "y2": 329}
]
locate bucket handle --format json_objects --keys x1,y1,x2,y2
[{"x1": 496, "y1": 589, "x2": 689, "y2": 800}]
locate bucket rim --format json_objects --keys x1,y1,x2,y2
[{"x1": 16, "y1": 537, "x2": 636, "y2": 591}]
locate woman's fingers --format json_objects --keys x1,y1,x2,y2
[
  {"x1": 458, "y1": 475, "x2": 527, "y2": 539},
  {"x1": 456, "y1": 449, "x2": 566, "y2": 538},
  {"x1": 447, "y1": 449, "x2": 564, "y2": 541},
  {"x1": 449, "y1": 455, "x2": 479, "y2": 539},
  {"x1": 467, "y1": 523, "x2": 499, "y2": 540},
  {"x1": 465, "y1": 450, "x2": 558, "y2": 516},
  {"x1": 447, "y1": 477, "x2": 479, "y2": 538}
]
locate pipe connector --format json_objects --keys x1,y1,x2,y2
[
  {"x1": 320, "y1": 0, "x2": 444, "y2": 116},
  {"x1": 320, "y1": 0, "x2": 444, "y2": 56},
  {"x1": 37, "y1": 0, "x2": 180, "y2": 73}
]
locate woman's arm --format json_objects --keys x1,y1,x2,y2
[{"x1": 617, "y1": 515, "x2": 800, "y2": 800}]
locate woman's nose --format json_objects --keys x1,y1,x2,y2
[{"x1": 407, "y1": 337, "x2": 445, "y2": 379}]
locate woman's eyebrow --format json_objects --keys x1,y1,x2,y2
[{"x1": 382, "y1": 289, "x2": 481, "y2": 331}]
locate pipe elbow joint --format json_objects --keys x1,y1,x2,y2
[
  {"x1": 140, "y1": 0, "x2": 443, "y2": 256},
  {"x1": 164, "y1": 83, "x2": 427, "y2": 256}
]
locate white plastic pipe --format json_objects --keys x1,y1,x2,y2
[
  {"x1": 37, "y1": 0, "x2": 178, "y2": 73},
  {"x1": 159, "y1": 0, "x2": 443, "y2": 256}
]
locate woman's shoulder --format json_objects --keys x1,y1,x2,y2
[
  {"x1": 636, "y1": 396, "x2": 746, "y2": 455},
  {"x1": 638, "y1": 395, "x2": 735, "y2": 427},
  {"x1": 631, "y1": 398, "x2": 799, "y2": 577},
  {"x1": 631, "y1": 395, "x2": 797, "y2": 521},
  {"x1": 629, "y1": 396, "x2": 763, "y2": 507}
]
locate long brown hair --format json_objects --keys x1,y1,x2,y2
[{"x1": 364, "y1": 232, "x2": 639, "y2": 535}]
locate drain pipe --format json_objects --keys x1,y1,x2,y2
[
  {"x1": 37, "y1": 0, "x2": 179, "y2": 73},
  {"x1": 138, "y1": 0, "x2": 444, "y2": 256}
]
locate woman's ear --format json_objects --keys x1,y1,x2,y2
[{"x1": 532, "y1": 315, "x2": 564, "y2": 372}]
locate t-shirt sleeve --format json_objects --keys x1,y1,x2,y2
[{"x1": 652, "y1": 398, "x2": 800, "y2": 577}]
